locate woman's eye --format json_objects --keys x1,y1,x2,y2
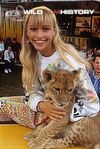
[
  {"x1": 43, "y1": 28, "x2": 50, "y2": 31},
  {"x1": 30, "y1": 28, "x2": 37, "y2": 31}
]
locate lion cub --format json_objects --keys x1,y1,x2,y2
[
  {"x1": 24, "y1": 69, "x2": 81, "y2": 149},
  {"x1": 25, "y1": 69, "x2": 100, "y2": 149}
]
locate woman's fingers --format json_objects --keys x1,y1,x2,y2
[
  {"x1": 47, "y1": 108, "x2": 66, "y2": 120},
  {"x1": 49, "y1": 114, "x2": 63, "y2": 120},
  {"x1": 39, "y1": 101, "x2": 66, "y2": 120},
  {"x1": 51, "y1": 113, "x2": 64, "y2": 120}
]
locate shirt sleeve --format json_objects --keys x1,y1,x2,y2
[
  {"x1": 24, "y1": 79, "x2": 44, "y2": 112},
  {"x1": 61, "y1": 53, "x2": 99, "y2": 122},
  {"x1": 70, "y1": 68, "x2": 99, "y2": 122}
]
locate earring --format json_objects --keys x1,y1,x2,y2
[{"x1": 26, "y1": 40, "x2": 29, "y2": 44}]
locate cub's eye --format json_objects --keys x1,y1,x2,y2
[
  {"x1": 46, "y1": 97, "x2": 52, "y2": 101},
  {"x1": 68, "y1": 88, "x2": 73, "y2": 93},
  {"x1": 53, "y1": 87, "x2": 60, "y2": 94},
  {"x1": 54, "y1": 87, "x2": 60, "y2": 92}
]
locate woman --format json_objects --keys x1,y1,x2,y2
[{"x1": 0, "y1": 6, "x2": 99, "y2": 128}]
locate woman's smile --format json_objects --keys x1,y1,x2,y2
[{"x1": 34, "y1": 40, "x2": 47, "y2": 44}]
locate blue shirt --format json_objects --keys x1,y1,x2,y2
[{"x1": 89, "y1": 70, "x2": 100, "y2": 99}]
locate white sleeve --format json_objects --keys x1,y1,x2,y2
[
  {"x1": 4, "y1": 50, "x2": 9, "y2": 62},
  {"x1": 25, "y1": 80, "x2": 44, "y2": 112},
  {"x1": 70, "y1": 68, "x2": 99, "y2": 122},
  {"x1": 28, "y1": 92, "x2": 43, "y2": 112}
]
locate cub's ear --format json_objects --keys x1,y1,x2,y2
[
  {"x1": 72, "y1": 68, "x2": 81, "y2": 80},
  {"x1": 42, "y1": 70, "x2": 53, "y2": 83}
]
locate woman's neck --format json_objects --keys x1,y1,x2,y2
[{"x1": 39, "y1": 45, "x2": 56, "y2": 57}]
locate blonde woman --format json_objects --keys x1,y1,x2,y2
[{"x1": 0, "y1": 6, "x2": 99, "y2": 128}]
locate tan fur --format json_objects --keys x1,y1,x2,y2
[{"x1": 24, "y1": 69, "x2": 100, "y2": 149}]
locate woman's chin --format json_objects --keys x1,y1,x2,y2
[{"x1": 33, "y1": 44, "x2": 47, "y2": 52}]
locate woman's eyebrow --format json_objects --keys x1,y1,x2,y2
[
  {"x1": 42, "y1": 25, "x2": 51, "y2": 28},
  {"x1": 28, "y1": 24, "x2": 51, "y2": 28}
]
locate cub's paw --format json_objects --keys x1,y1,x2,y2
[
  {"x1": 29, "y1": 142, "x2": 40, "y2": 149},
  {"x1": 29, "y1": 141, "x2": 46, "y2": 149},
  {"x1": 24, "y1": 131, "x2": 35, "y2": 141}
]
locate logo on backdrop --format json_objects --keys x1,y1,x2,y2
[{"x1": 5, "y1": 5, "x2": 95, "y2": 22}]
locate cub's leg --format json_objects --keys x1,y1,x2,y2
[
  {"x1": 45, "y1": 117, "x2": 100, "y2": 149},
  {"x1": 24, "y1": 123, "x2": 47, "y2": 142},
  {"x1": 29, "y1": 118, "x2": 68, "y2": 149},
  {"x1": 45, "y1": 122, "x2": 79, "y2": 149}
]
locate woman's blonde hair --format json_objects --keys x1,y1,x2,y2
[{"x1": 20, "y1": 6, "x2": 90, "y2": 92}]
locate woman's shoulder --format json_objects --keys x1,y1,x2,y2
[
  {"x1": 62, "y1": 49, "x2": 86, "y2": 70},
  {"x1": 63, "y1": 43, "x2": 77, "y2": 58}
]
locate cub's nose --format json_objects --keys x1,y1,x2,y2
[{"x1": 45, "y1": 97, "x2": 54, "y2": 104}]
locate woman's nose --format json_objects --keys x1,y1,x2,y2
[{"x1": 36, "y1": 29, "x2": 43, "y2": 38}]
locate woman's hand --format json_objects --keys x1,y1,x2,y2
[{"x1": 38, "y1": 101, "x2": 66, "y2": 120}]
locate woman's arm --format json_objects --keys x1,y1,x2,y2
[
  {"x1": 24, "y1": 81, "x2": 44, "y2": 112},
  {"x1": 70, "y1": 68, "x2": 99, "y2": 122},
  {"x1": 60, "y1": 52, "x2": 99, "y2": 122}
]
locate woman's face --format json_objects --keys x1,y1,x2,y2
[{"x1": 26, "y1": 16, "x2": 55, "y2": 55}]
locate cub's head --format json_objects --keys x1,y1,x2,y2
[{"x1": 43, "y1": 69, "x2": 81, "y2": 107}]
